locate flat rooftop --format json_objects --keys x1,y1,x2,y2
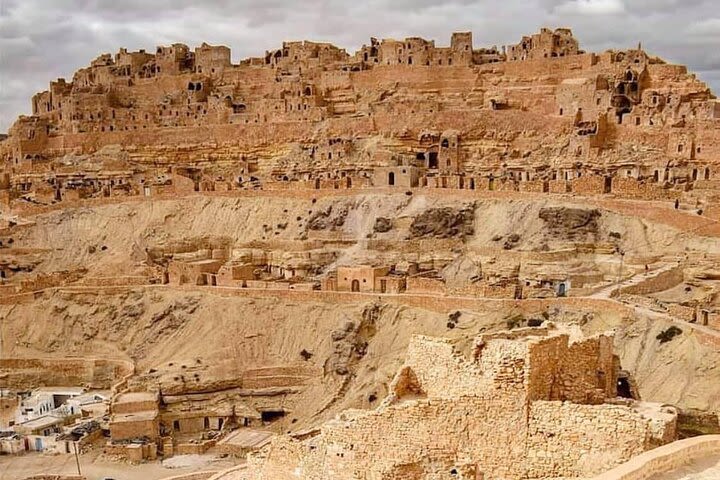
[
  {"x1": 17, "y1": 414, "x2": 65, "y2": 430},
  {"x1": 33, "y1": 387, "x2": 85, "y2": 395},
  {"x1": 114, "y1": 392, "x2": 156, "y2": 404},
  {"x1": 110, "y1": 410, "x2": 158, "y2": 423},
  {"x1": 218, "y1": 429, "x2": 274, "y2": 449}
]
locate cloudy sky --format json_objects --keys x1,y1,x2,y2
[{"x1": 0, "y1": 0, "x2": 718, "y2": 132}]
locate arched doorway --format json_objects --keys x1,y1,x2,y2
[
  {"x1": 388, "y1": 172, "x2": 395, "y2": 186},
  {"x1": 557, "y1": 282, "x2": 566, "y2": 297},
  {"x1": 351, "y1": 279, "x2": 360, "y2": 292}
]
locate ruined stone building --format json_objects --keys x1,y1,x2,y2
[
  {"x1": 240, "y1": 327, "x2": 676, "y2": 480},
  {"x1": 1, "y1": 28, "x2": 718, "y2": 204}
]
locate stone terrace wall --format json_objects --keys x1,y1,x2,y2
[
  {"x1": 18, "y1": 282, "x2": 636, "y2": 319},
  {"x1": 614, "y1": 265, "x2": 684, "y2": 296}
]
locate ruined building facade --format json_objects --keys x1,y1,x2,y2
[
  {"x1": 0, "y1": 28, "x2": 719, "y2": 205},
  {"x1": 240, "y1": 328, "x2": 677, "y2": 480}
]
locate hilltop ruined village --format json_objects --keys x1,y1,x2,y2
[{"x1": 0, "y1": 26, "x2": 720, "y2": 480}]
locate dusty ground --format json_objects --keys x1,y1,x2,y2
[
  {"x1": 8, "y1": 194, "x2": 713, "y2": 278},
  {"x1": 0, "y1": 450, "x2": 239, "y2": 480},
  {"x1": 2, "y1": 193, "x2": 720, "y2": 470}
]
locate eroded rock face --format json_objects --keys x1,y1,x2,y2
[
  {"x1": 409, "y1": 205, "x2": 475, "y2": 239},
  {"x1": 326, "y1": 303, "x2": 381, "y2": 376},
  {"x1": 538, "y1": 207, "x2": 601, "y2": 239},
  {"x1": 308, "y1": 205, "x2": 349, "y2": 231},
  {"x1": 373, "y1": 217, "x2": 393, "y2": 233}
]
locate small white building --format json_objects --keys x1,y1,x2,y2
[{"x1": 16, "y1": 387, "x2": 85, "y2": 424}]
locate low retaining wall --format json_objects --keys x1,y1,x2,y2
[
  {"x1": 6, "y1": 283, "x2": 636, "y2": 319},
  {"x1": 613, "y1": 266, "x2": 684, "y2": 297},
  {"x1": 174, "y1": 439, "x2": 217, "y2": 455},
  {"x1": 592, "y1": 435, "x2": 720, "y2": 480}
]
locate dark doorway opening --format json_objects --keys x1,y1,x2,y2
[
  {"x1": 388, "y1": 172, "x2": 395, "y2": 186},
  {"x1": 261, "y1": 410, "x2": 286, "y2": 423},
  {"x1": 351, "y1": 279, "x2": 360, "y2": 292},
  {"x1": 617, "y1": 378, "x2": 632, "y2": 398},
  {"x1": 428, "y1": 152, "x2": 439, "y2": 169}
]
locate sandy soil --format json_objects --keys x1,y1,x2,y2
[{"x1": 0, "y1": 451, "x2": 239, "y2": 480}]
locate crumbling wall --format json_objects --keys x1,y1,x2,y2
[{"x1": 526, "y1": 401, "x2": 651, "y2": 478}]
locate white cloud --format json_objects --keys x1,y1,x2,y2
[
  {"x1": 688, "y1": 18, "x2": 720, "y2": 37},
  {"x1": 554, "y1": 0, "x2": 625, "y2": 15}
]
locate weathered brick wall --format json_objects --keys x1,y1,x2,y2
[
  {"x1": 666, "y1": 303, "x2": 696, "y2": 322},
  {"x1": 548, "y1": 180, "x2": 570, "y2": 193},
  {"x1": 109, "y1": 416, "x2": 159, "y2": 441},
  {"x1": 518, "y1": 180, "x2": 545, "y2": 193},
  {"x1": 406, "y1": 276, "x2": 447, "y2": 295},
  {"x1": 526, "y1": 401, "x2": 651, "y2": 478},
  {"x1": 304, "y1": 395, "x2": 531, "y2": 480},
  {"x1": 402, "y1": 336, "x2": 494, "y2": 398},
  {"x1": 560, "y1": 335, "x2": 616, "y2": 403},
  {"x1": 572, "y1": 175, "x2": 606, "y2": 195},
  {"x1": 611, "y1": 178, "x2": 681, "y2": 201}
]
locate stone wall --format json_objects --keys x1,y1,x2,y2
[
  {"x1": 406, "y1": 276, "x2": 447, "y2": 295},
  {"x1": 611, "y1": 178, "x2": 681, "y2": 201},
  {"x1": 614, "y1": 265, "x2": 684, "y2": 296},
  {"x1": 527, "y1": 401, "x2": 651, "y2": 478}
]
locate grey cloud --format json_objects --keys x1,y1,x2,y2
[{"x1": 0, "y1": 0, "x2": 718, "y2": 131}]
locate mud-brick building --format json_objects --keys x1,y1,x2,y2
[{"x1": 336, "y1": 265, "x2": 391, "y2": 292}]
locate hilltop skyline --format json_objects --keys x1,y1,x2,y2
[{"x1": 1, "y1": 0, "x2": 719, "y2": 132}]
